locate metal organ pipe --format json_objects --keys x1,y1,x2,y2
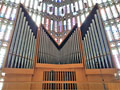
[
  {"x1": 37, "y1": 25, "x2": 82, "y2": 64},
  {"x1": 6, "y1": 8, "x2": 22, "y2": 68},
  {"x1": 96, "y1": 11, "x2": 113, "y2": 68},
  {"x1": 5, "y1": 5, "x2": 37, "y2": 69}
]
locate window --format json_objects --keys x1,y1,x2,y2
[
  {"x1": 55, "y1": 21, "x2": 58, "y2": 32},
  {"x1": 78, "y1": 0, "x2": 83, "y2": 10},
  {"x1": 30, "y1": 0, "x2": 34, "y2": 8},
  {"x1": 0, "y1": 24, "x2": 7, "y2": 40},
  {"x1": 0, "y1": 5, "x2": 7, "y2": 18},
  {"x1": 59, "y1": 21, "x2": 62, "y2": 32},
  {"x1": 81, "y1": 14, "x2": 85, "y2": 23},
  {"x1": 59, "y1": 6, "x2": 65, "y2": 17},
  {"x1": 105, "y1": 26, "x2": 113, "y2": 41},
  {"x1": 32, "y1": 13, "x2": 36, "y2": 22},
  {"x1": 4, "y1": 25, "x2": 13, "y2": 41},
  {"x1": 0, "y1": 47, "x2": 6, "y2": 69},
  {"x1": 67, "y1": 4, "x2": 70, "y2": 13},
  {"x1": 38, "y1": 2, "x2": 42, "y2": 11},
  {"x1": 111, "y1": 5, "x2": 119, "y2": 18},
  {"x1": 25, "y1": 0, "x2": 29, "y2": 7},
  {"x1": 75, "y1": 2, "x2": 79, "y2": 11},
  {"x1": 97, "y1": 0, "x2": 102, "y2": 4},
  {"x1": 117, "y1": 24, "x2": 120, "y2": 32},
  {"x1": 43, "y1": 3, "x2": 46, "y2": 12},
  {"x1": 100, "y1": 8, "x2": 107, "y2": 21},
  {"x1": 72, "y1": 17, "x2": 75, "y2": 26},
  {"x1": 55, "y1": 7, "x2": 58, "y2": 16},
  {"x1": 67, "y1": 19, "x2": 71, "y2": 30},
  {"x1": 112, "y1": 25, "x2": 120, "y2": 40},
  {"x1": 77, "y1": 16, "x2": 81, "y2": 27},
  {"x1": 106, "y1": 7, "x2": 113, "y2": 19},
  {"x1": 20, "y1": 0, "x2": 25, "y2": 4},
  {"x1": 88, "y1": 0, "x2": 92, "y2": 7},
  {"x1": 34, "y1": 0, "x2": 38, "y2": 10},
  {"x1": 10, "y1": 8, "x2": 17, "y2": 20},
  {"x1": 46, "y1": 18, "x2": 49, "y2": 29},
  {"x1": 64, "y1": 20, "x2": 67, "y2": 31},
  {"x1": 15, "y1": 0, "x2": 20, "y2": 4},
  {"x1": 92, "y1": 0, "x2": 97, "y2": 5},
  {"x1": 47, "y1": 4, "x2": 53, "y2": 15},
  {"x1": 42, "y1": 17, "x2": 44, "y2": 24},
  {"x1": 36, "y1": 15, "x2": 41, "y2": 26},
  {"x1": 50, "y1": 20, "x2": 53, "y2": 31},
  {"x1": 112, "y1": 48, "x2": 120, "y2": 69},
  {"x1": 116, "y1": 4, "x2": 120, "y2": 14},
  {"x1": 5, "y1": 6, "x2": 12, "y2": 19}
]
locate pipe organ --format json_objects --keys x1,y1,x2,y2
[
  {"x1": 1, "y1": 3, "x2": 118, "y2": 90},
  {"x1": 5, "y1": 4, "x2": 38, "y2": 69},
  {"x1": 81, "y1": 5, "x2": 114, "y2": 69},
  {"x1": 37, "y1": 25, "x2": 82, "y2": 64},
  {"x1": 3, "y1": 4, "x2": 114, "y2": 69}
]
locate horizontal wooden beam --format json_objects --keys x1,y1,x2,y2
[
  {"x1": 3, "y1": 68, "x2": 34, "y2": 75},
  {"x1": 85, "y1": 68, "x2": 117, "y2": 75},
  {"x1": 36, "y1": 63, "x2": 83, "y2": 69}
]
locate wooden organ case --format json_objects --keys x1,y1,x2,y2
[{"x1": 2, "y1": 4, "x2": 118, "y2": 90}]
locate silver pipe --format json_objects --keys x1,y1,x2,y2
[
  {"x1": 15, "y1": 16, "x2": 26, "y2": 68},
  {"x1": 23, "y1": 26, "x2": 31, "y2": 68},
  {"x1": 10, "y1": 12, "x2": 24, "y2": 68},
  {"x1": 92, "y1": 20, "x2": 105, "y2": 68},
  {"x1": 7, "y1": 8, "x2": 22, "y2": 67},
  {"x1": 87, "y1": 29, "x2": 95, "y2": 68},
  {"x1": 94, "y1": 14, "x2": 109, "y2": 68},
  {"x1": 26, "y1": 30, "x2": 33, "y2": 68},
  {"x1": 86, "y1": 32, "x2": 93, "y2": 69},
  {"x1": 19, "y1": 21, "x2": 28, "y2": 68},
  {"x1": 97, "y1": 10, "x2": 113, "y2": 68}
]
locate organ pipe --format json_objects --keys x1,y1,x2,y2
[{"x1": 5, "y1": 4, "x2": 37, "y2": 69}]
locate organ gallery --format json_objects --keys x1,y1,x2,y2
[{"x1": 0, "y1": 0, "x2": 120, "y2": 90}]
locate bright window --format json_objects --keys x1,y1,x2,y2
[
  {"x1": 111, "y1": 5, "x2": 119, "y2": 18},
  {"x1": 0, "y1": 24, "x2": 6, "y2": 40},
  {"x1": 100, "y1": 8, "x2": 107, "y2": 21},
  {"x1": 46, "y1": 18, "x2": 49, "y2": 29},
  {"x1": 43, "y1": 3, "x2": 46, "y2": 12},
  {"x1": 42, "y1": 17, "x2": 44, "y2": 24},
  {"x1": 106, "y1": 7, "x2": 113, "y2": 19},
  {"x1": 25, "y1": 0, "x2": 29, "y2": 7},
  {"x1": 105, "y1": 26, "x2": 113, "y2": 41},
  {"x1": 75, "y1": 2, "x2": 79, "y2": 11},
  {"x1": 67, "y1": 19, "x2": 71, "y2": 30},
  {"x1": 0, "y1": 47, "x2": 6, "y2": 69},
  {"x1": 81, "y1": 14, "x2": 85, "y2": 23},
  {"x1": 34, "y1": 0, "x2": 38, "y2": 10},
  {"x1": 15, "y1": 0, "x2": 20, "y2": 4},
  {"x1": 67, "y1": 4, "x2": 70, "y2": 13},
  {"x1": 112, "y1": 25, "x2": 120, "y2": 40},
  {"x1": 72, "y1": 17, "x2": 75, "y2": 26},
  {"x1": 30, "y1": 0, "x2": 34, "y2": 8},
  {"x1": 0, "y1": 5, "x2": 7, "y2": 17},
  {"x1": 64, "y1": 20, "x2": 67, "y2": 31},
  {"x1": 78, "y1": 0, "x2": 83, "y2": 10},
  {"x1": 50, "y1": 20, "x2": 53, "y2": 31},
  {"x1": 10, "y1": 8, "x2": 17, "y2": 20},
  {"x1": 77, "y1": 16, "x2": 81, "y2": 27},
  {"x1": 55, "y1": 21, "x2": 58, "y2": 32},
  {"x1": 59, "y1": 21, "x2": 62, "y2": 32},
  {"x1": 4, "y1": 25, "x2": 13, "y2": 41},
  {"x1": 32, "y1": 13, "x2": 36, "y2": 22},
  {"x1": 36, "y1": 15, "x2": 41, "y2": 26},
  {"x1": 5, "y1": 6, "x2": 12, "y2": 19}
]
